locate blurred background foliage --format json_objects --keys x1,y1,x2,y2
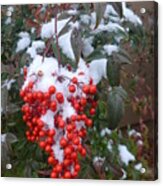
[{"x1": 1, "y1": 2, "x2": 157, "y2": 180}]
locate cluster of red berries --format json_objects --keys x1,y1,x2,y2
[{"x1": 20, "y1": 70, "x2": 97, "y2": 179}]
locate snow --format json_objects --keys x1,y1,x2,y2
[
  {"x1": 120, "y1": 169, "x2": 127, "y2": 180},
  {"x1": 82, "y1": 37, "x2": 94, "y2": 57},
  {"x1": 1, "y1": 134, "x2": 7, "y2": 142},
  {"x1": 89, "y1": 58, "x2": 107, "y2": 84},
  {"x1": 134, "y1": 163, "x2": 146, "y2": 173},
  {"x1": 128, "y1": 129, "x2": 141, "y2": 138},
  {"x1": 122, "y1": 2, "x2": 142, "y2": 26},
  {"x1": 2, "y1": 79, "x2": 16, "y2": 90},
  {"x1": 27, "y1": 40, "x2": 45, "y2": 58},
  {"x1": 100, "y1": 128, "x2": 112, "y2": 137},
  {"x1": 41, "y1": 18, "x2": 71, "y2": 39},
  {"x1": 16, "y1": 32, "x2": 31, "y2": 53},
  {"x1": 58, "y1": 30, "x2": 75, "y2": 60},
  {"x1": 80, "y1": 14, "x2": 91, "y2": 25},
  {"x1": 93, "y1": 22, "x2": 125, "y2": 34},
  {"x1": 61, "y1": 100, "x2": 75, "y2": 120},
  {"x1": 104, "y1": 4, "x2": 118, "y2": 18},
  {"x1": 41, "y1": 110, "x2": 55, "y2": 129},
  {"x1": 103, "y1": 44, "x2": 119, "y2": 56},
  {"x1": 118, "y1": 144, "x2": 135, "y2": 166},
  {"x1": 107, "y1": 140, "x2": 113, "y2": 151},
  {"x1": 67, "y1": 9, "x2": 78, "y2": 15},
  {"x1": 52, "y1": 142, "x2": 64, "y2": 163},
  {"x1": 93, "y1": 156, "x2": 105, "y2": 166},
  {"x1": 5, "y1": 17, "x2": 12, "y2": 25}
]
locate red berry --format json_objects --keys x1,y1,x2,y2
[
  {"x1": 60, "y1": 137, "x2": 67, "y2": 147},
  {"x1": 89, "y1": 85, "x2": 97, "y2": 94},
  {"x1": 48, "y1": 156, "x2": 55, "y2": 165},
  {"x1": 48, "y1": 129, "x2": 56, "y2": 137},
  {"x1": 69, "y1": 85, "x2": 76, "y2": 93},
  {"x1": 20, "y1": 90, "x2": 25, "y2": 97},
  {"x1": 64, "y1": 171, "x2": 71, "y2": 179},
  {"x1": 39, "y1": 141, "x2": 46, "y2": 149},
  {"x1": 37, "y1": 91, "x2": 44, "y2": 101},
  {"x1": 56, "y1": 92, "x2": 64, "y2": 104},
  {"x1": 64, "y1": 147, "x2": 71, "y2": 155},
  {"x1": 80, "y1": 97, "x2": 87, "y2": 106},
  {"x1": 73, "y1": 138, "x2": 80, "y2": 145},
  {"x1": 50, "y1": 171, "x2": 57, "y2": 178},
  {"x1": 45, "y1": 145, "x2": 51, "y2": 153},
  {"x1": 50, "y1": 101, "x2": 57, "y2": 112},
  {"x1": 90, "y1": 108, "x2": 96, "y2": 115},
  {"x1": 39, "y1": 131, "x2": 45, "y2": 137},
  {"x1": 86, "y1": 119, "x2": 93, "y2": 127},
  {"x1": 72, "y1": 77, "x2": 78, "y2": 84},
  {"x1": 75, "y1": 164, "x2": 81, "y2": 172},
  {"x1": 48, "y1": 86, "x2": 56, "y2": 94},
  {"x1": 56, "y1": 164, "x2": 62, "y2": 173},
  {"x1": 82, "y1": 85, "x2": 90, "y2": 94},
  {"x1": 59, "y1": 120, "x2": 65, "y2": 128}
]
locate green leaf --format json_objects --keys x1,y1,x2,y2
[
  {"x1": 71, "y1": 28, "x2": 82, "y2": 63},
  {"x1": 6, "y1": 133, "x2": 18, "y2": 144},
  {"x1": 107, "y1": 86, "x2": 127, "y2": 129},
  {"x1": 107, "y1": 60, "x2": 121, "y2": 86},
  {"x1": 94, "y1": 3, "x2": 106, "y2": 29},
  {"x1": 113, "y1": 49, "x2": 132, "y2": 65}
]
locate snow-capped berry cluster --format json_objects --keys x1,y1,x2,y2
[{"x1": 20, "y1": 55, "x2": 99, "y2": 178}]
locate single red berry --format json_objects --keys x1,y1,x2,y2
[
  {"x1": 50, "y1": 101, "x2": 57, "y2": 112},
  {"x1": 69, "y1": 85, "x2": 76, "y2": 93},
  {"x1": 56, "y1": 92, "x2": 64, "y2": 104},
  {"x1": 64, "y1": 171, "x2": 71, "y2": 179},
  {"x1": 39, "y1": 141, "x2": 46, "y2": 149},
  {"x1": 89, "y1": 85, "x2": 97, "y2": 94},
  {"x1": 48, "y1": 86, "x2": 56, "y2": 94},
  {"x1": 90, "y1": 108, "x2": 96, "y2": 115},
  {"x1": 56, "y1": 164, "x2": 62, "y2": 173},
  {"x1": 86, "y1": 119, "x2": 93, "y2": 127},
  {"x1": 82, "y1": 85, "x2": 90, "y2": 94},
  {"x1": 48, "y1": 129, "x2": 56, "y2": 137},
  {"x1": 72, "y1": 77, "x2": 78, "y2": 84},
  {"x1": 50, "y1": 171, "x2": 57, "y2": 178},
  {"x1": 60, "y1": 137, "x2": 67, "y2": 147},
  {"x1": 75, "y1": 164, "x2": 81, "y2": 172},
  {"x1": 48, "y1": 156, "x2": 55, "y2": 165}
]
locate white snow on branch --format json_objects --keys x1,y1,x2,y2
[
  {"x1": 103, "y1": 44, "x2": 119, "y2": 56},
  {"x1": 118, "y1": 144, "x2": 135, "y2": 166},
  {"x1": 16, "y1": 32, "x2": 31, "y2": 53},
  {"x1": 89, "y1": 58, "x2": 107, "y2": 84},
  {"x1": 100, "y1": 128, "x2": 112, "y2": 137},
  {"x1": 27, "y1": 40, "x2": 45, "y2": 58},
  {"x1": 41, "y1": 110, "x2": 55, "y2": 129},
  {"x1": 58, "y1": 30, "x2": 75, "y2": 60},
  {"x1": 104, "y1": 4, "x2": 119, "y2": 18},
  {"x1": 41, "y1": 18, "x2": 71, "y2": 39},
  {"x1": 122, "y1": 2, "x2": 142, "y2": 26},
  {"x1": 2, "y1": 79, "x2": 16, "y2": 90},
  {"x1": 82, "y1": 37, "x2": 94, "y2": 57},
  {"x1": 93, "y1": 22, "x2": 125, "y2": 34}
]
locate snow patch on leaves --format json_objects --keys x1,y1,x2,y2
[{"x1": 118, "y1": 144, "x2": 135, "y2": 166}]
